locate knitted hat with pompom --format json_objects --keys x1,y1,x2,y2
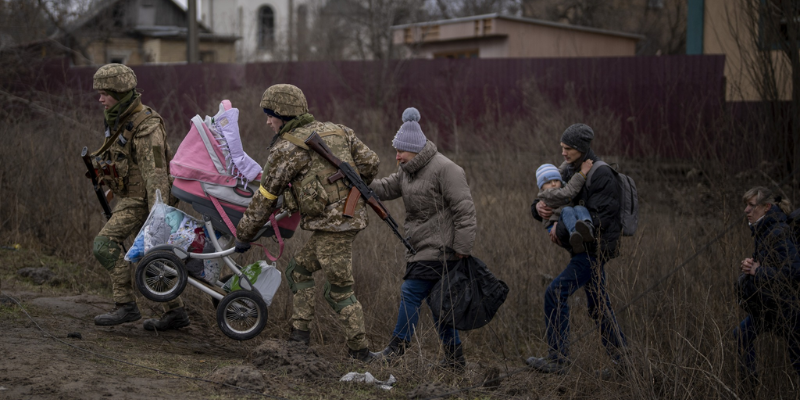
[{"x1": 392, "y1": 107, "x2": 426, "y2": 153}]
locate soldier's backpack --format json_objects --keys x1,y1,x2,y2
[{"x1": 586, "y1": 161, "x2": 639, "y2": 236}]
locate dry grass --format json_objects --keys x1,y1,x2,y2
[{"x1": 1, "y1": 77, "x2": 799, "y2": 399}]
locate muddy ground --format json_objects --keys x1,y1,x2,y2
[{"x1": 0, "y1": 248, "x2": 547, "y2": 400}]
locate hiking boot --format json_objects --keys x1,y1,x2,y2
[
  {"x1": 288, "y1": 328, "x2": 310, "y2": 346},
  {"x1": 349, "y1": 347, "x2": 380, "y2": 363},
  {"x1": 379, "y1": 336, "x2": 409, "y2": 360},
  {"x1": 94, "y1": 302, "x2": 141, "y2": 326},
  {"x1": 143, "y1": 307, "x2": 190, "y2": 331},
  {"x1": 575, "y1": 220, "x2": 595, "y2": 242},
  {"x1": 569, "y1": 231, "x2": 585, "y2": 253},
  {"x1": 440, "y1": 343, "x2": 466, "y2": 372},
  {"x1": 526, "y1": 356, "x2": 569, "y2": 375}
]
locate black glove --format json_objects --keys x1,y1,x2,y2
[{"x1": 234, "y1": 240, "x2": 251, "y2": 253}]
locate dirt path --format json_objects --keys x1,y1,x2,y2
[
  {"x1": 0, "y1": 292, "x2": 261, "y2": 399},
  {"x1": 0, "y1": 251, "x2": 520, "y2": 400}
]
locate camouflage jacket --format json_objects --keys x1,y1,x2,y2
[
  {"x1": 92, "y1": 96, "x2": 173, "y2": 211},
  {"x1": 237, "y1": 120, "x2": 380, "y2": 241}
]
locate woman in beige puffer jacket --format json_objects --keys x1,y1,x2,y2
[{"x1": 368, "y1": 107, "x2": 477, "y2": 370}]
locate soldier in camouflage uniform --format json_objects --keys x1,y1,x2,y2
[
  {"x1": 235, "y1": 84, "x2": 380, "y2": 362},
  {"x1": 90, "y1": 64, "x2": 190, "y2": 330}
]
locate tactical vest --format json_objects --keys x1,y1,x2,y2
[
  {"x1": 92, "y1": 105, "x2": 170, "y2": 199},
  {"x1": 282, "y1": 122, "x2": 359, "y2": 218}
]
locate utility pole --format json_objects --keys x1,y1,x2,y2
[
  {"x1": 187, "y1": 0, "x2": 199, "y2": 63},
  {"x1": 288, "y1": 0, "x2": 294, "y2": 61}
]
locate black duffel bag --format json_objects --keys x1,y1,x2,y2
[{"x1": 429, "y1": 256, "x2": 509, "y2": 331}]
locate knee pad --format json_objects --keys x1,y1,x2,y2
[
  {"x1": 93, "y1": 236, "x2": 121, "y2": 271},
  {"x1": 323, "y1": 281, "x2": 357, "y2": 313},
  {"x1": 285, "y1": 258, "x2": 314, "y2": 294}
]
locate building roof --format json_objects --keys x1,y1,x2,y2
[
  {"x1": 64, "y1": 0, "x2": 214, "y2": 35},
  {"x1": 391, "y1": 13, "x2": 645, "y2": 41},
  {"x1": 134, "y1": 25, "x2": 238, "y2": 41}
]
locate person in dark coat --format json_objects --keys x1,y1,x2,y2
[
  {"x1": 526, "y1": 123, "x2": 628, "y2": 377},
  {"x1": 734, "y1": 187, "x2": 800, "y2": 390}
]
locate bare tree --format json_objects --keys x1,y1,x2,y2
[
  {"x1": 308, "y1": 0, "x2": 428, "y2": 60},
  {"x1": 431, "y1": 0, "x2": 521, "y2": 19},
  {"x1": 725, "y1": 0, "x2": 800, "y2": 172}
]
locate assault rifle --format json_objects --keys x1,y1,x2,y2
[
  {"x1": 305, "y1": 132, "x2": 416, "y2": 255},
  {"x1": 81, "y1": 147, "x2": 114, "y2": 220}
]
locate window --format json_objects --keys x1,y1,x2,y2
[
  {"x1": 433, "y1": 49, "x2": 479, "y2": 59},
  {"x1": 258, "y1": 5, "x2": 275, "y2": 50},
  {"x1": 759, "y1": 0, "x2": 800, "y2": 50},
  {"x1": 200, "y1": 50, "x2": 216, "y2": 63}
]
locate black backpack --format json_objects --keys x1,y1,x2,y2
[{"x1": 429, "y1": 256, "x2": 509, "y2": 331}]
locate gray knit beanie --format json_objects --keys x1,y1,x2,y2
[
  {"x1": 560, "y1": 123, "x2": 594, "y2": 154},
  {"x1": 392, "y1": 107, "x2": 426, "y2": 153}
]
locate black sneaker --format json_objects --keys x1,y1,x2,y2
[
  {"x1": 288, "y1": 328, "x2": 310, "y2": 346},
  {"x1": 143, "y1": 307, "x2": 190, "y2": 331},
  {"x1": 575, "y1": 220, "x2": 595, "y2": 242},
  {"x1": 349, "y1": 347, "x2": 379, "y2": 363},
  {"x1": 379, "y1": 336, "x2": 409, "y2": 361},
  {"x1": 569, "y1": 231, "x2": 585, "y2": 253},
  {"x1": 94, "y1": 302, "x2": 141, "y2": 326},
  {"x1": 526, "y1": 356, "x2": 569, "y2": 375},
  {"x1": 440, "y1": 343, "x2": 466, "y2": 372}
]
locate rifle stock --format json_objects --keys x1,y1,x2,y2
[
  {"x1": 82, "y1": 146, "x2": 114, "y2": 220},
  {"x1": 305, "y1": 132, "x2": 416, "y2": 254}
]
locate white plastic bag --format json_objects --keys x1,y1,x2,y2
[
  {"x1": 202, "y1": 234, "x2": 230, "y2": 283},
  {"x1": 124, "y1": 189, "x2": 200, "y2": 262},
  {"x1": 223, "y1": 261, "x2": 282, "y2": 306}
]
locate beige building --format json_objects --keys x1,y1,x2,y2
[
  {"x1": 391, "y1": 13, "x2": 643, "y2": 59},
  {"x1": 691, "y1": 0, "x2": 793, "y2": 101},
  {"x1": 64, "y1": 0, "x2": 238, "y2": 65}
]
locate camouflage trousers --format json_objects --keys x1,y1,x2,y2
[
  {"x1": 95, "y1": 197, "x2": 183, "y2": 311},
  {"x1": 289, "y1": 230, "x2": 368, "y2": 351}
]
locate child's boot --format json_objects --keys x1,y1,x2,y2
[
  {"x1": 575, "y1": 220, "x2": 595, "y2": 242},
  {"x1": 569, "y1": 231, "x2": 585, "y2": 253}
]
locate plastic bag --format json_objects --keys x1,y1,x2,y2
[
  {"x1": 201, "y1": 230, "x2": 230, "y2": 284},
  {"x1": 429, "y1": 256, "x2": 509, "y2": 331},
  {"x1": 223, "y1": 261, "x2": 281, "y2": 306},
  {"x1": 124, "y1": 189, "x2": 200, "y2": 262}
]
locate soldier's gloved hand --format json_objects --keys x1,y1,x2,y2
[{"x1": 234, "y1": 240, "x2": 251, "y2": 253}]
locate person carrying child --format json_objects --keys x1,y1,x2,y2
[{"x1": 535, "y1": 160, "x2": 594, "y2": 253}]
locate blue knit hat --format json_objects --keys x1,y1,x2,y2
[
  {"x1": 536, "y1": 164, "x2": 563, "y2": 189},
  {"x1": 392, "y1": 107, "x2": 426, "y2": 153}
]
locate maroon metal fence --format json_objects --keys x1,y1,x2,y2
[{"x1": 32, "y1": 55, "x2": 727, "y2": 158}]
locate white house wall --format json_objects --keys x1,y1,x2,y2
[{"x1": 200, "y1": 0, "x2": 310, "y2": 62}]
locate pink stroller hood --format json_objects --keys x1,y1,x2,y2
[{"x1": 171, "y1": 104, "x2": 241, "y2": 187}]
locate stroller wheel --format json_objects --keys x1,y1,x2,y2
[
  {"x1": 135, "y1": 251, "x2": 188, "y2": 302},
  {"x1": 216, "y1": 290, "x2": 267, "y2": 341}
]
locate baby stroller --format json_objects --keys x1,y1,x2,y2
[{"x1": 133, "y1": 100, "x2": 300, "y2": 340}]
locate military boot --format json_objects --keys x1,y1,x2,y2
[
  {"x1": 143, "y1": 307, "x2": 190, "y2": 331},
  {"x1": 288, "y1": 328, "x2": 311, "y2": 346},
  {"x1": 94, "y1": 302, "x2": 141, "y2": 326},
  {"x1": 379, "y1": 336, "x2": 410, "y2": 361},
  {"x1": 440, "y1": 343, "x2": 466, "y2": 371},
  {"x1": 349, "y1": 347, "x2": 380, "y2": 363}
]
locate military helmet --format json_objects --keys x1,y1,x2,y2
[
  {"x1": 93, "y1": 63, "x2": 137, "y2": 92},
  {"x1": 260, "y1": 84, "x2": 308, "y2": 117}
]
